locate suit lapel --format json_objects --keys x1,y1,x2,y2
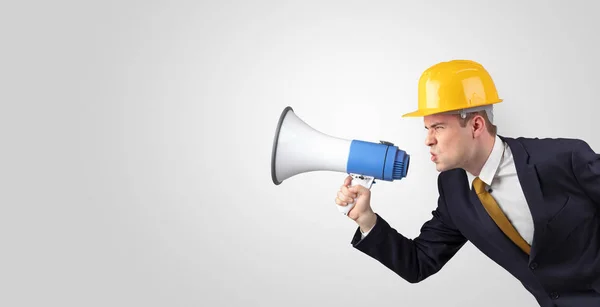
[{"x1": 500, "y1": 136, "x2": 548, "y2": 261}]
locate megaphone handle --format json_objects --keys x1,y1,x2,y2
[{"x1": 337, "y1": 173, "x2": 375, "y2": 216}]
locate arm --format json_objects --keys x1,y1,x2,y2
[
  {"x1": 572, "y1": 140, "x2": 600, "y2": 205},
  {"x1": 351, "y1": 175, "x2": 467, "y2": 283}
]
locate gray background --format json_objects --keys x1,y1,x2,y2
[{"x1": 2, "y1": 0, "x2": 599, "y2": 306}]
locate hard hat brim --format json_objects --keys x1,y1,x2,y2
[
  {"x1": 401, "y1": 99, "x2": 502, "y2": 118},
  {"x1": 401, "y1": 109, "x2": 431, "y2": 117}
]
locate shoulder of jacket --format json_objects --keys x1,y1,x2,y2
[
  {"x1": 502, "y1": 135, "x2": 586, "y2": 153},
  {"x1": 438, "y1": 168, "x2": 466, "y2": 185}
]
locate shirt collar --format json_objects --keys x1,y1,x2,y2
[{"x1": 466, "y1": 135, "x2": 504, "y2": 189}]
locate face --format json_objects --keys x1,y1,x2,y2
[{"x1": 423, "y1": 113, "x2": 474, "y2": 172}]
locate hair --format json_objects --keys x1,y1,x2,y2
[{"x1": 457, "y1": 111, "x2": 497, "y2": 136}]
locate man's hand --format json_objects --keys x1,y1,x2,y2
[{"x1": 335, "y1": 175, "x2": 377, "y2": 232}]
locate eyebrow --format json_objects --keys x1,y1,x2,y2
[{"x1": 425, "y1": 122, "x2": 446, "y2": 129}]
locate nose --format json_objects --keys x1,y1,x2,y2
[{"x1": 425, "y1": 130, "x2": 436, "y2": 147}]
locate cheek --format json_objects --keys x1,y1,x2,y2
[
  {"x1": 444, "y1": 144, "x2": 458, "y2": 159},
  {"x1": 452, "y1": 140, "x2": 470, "y2": 159},
  {"x1": 439, "y1": 139, "x2": 460, "y2": 159}
]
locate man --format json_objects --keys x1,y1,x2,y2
[{"x1": 335, "y1": 60, "x2": 600, "y2": 307}]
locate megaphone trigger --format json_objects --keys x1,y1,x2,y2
[{"x1": 337, "y1": 173, "x2": 375, "y2": 215}]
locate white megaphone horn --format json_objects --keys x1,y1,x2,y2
[{"x1": 270, "y1": 106, "x2": 410, "y2": 215}]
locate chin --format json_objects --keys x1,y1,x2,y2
[{"x1": 435, "y1": 163, "x2": 454, "y2": 173}]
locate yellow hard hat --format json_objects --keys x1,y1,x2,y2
[{"x1": 402, "y1": 60, "x2": 502, "y2": 117}]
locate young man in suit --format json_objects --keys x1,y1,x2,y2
[{"x1": 335, "y1": 60, "x2": 600, "y2": 307}]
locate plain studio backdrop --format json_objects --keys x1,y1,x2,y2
[{"x1": 1, "y1": 0, "x2": 599, "y2": 306}]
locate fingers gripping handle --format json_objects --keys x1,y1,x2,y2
[{"x1": 337, "y1": 173, "x2": 375, "y2": 215}]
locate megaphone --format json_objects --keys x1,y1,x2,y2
[{"x1": 270, "y1": 106, "x2": 410, "y2": 215}]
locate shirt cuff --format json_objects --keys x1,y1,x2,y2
[{"x1": 360, "y1": 222, "x2": 376, "y2": 239}]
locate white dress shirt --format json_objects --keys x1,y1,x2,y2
[{"x1": 361, "y1": 135, "x2": 535, "y2": 245}]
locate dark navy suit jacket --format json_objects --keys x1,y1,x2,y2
[{"x1": 351, "y1": 136, "x2": 600, "y2": 307}]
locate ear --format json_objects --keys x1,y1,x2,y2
[{"x1": 472, "y1": 114, "x2": 486, "y2": 137}]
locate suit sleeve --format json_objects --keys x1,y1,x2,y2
[
  {"x1": 350, "y1": 174, "x2": 467, "y2": 283},
  {"x1": 572, "y1": 140, "x2": 600, "y2": 205}
]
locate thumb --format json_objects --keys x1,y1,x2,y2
[{"x1": 344, "y1": 175, "x2": 353, "y2": 187}]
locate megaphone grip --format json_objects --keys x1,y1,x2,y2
[{"x1": 337, "y1": 173, "x2": 375, "y2": 215}]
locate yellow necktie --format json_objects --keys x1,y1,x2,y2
[{"x1": 473, "y1": 177, "x2": 531, "y2": 255}]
